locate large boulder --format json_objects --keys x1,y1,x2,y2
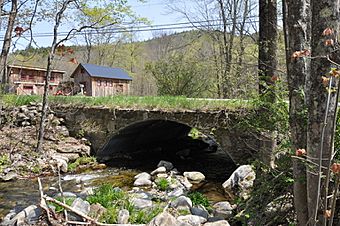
[
  {"x1": 157, "y1": 160, "x2": 174, "y2": 171},
  {"x1": 222, "y1": 165, "x2": 255, "y2": 199},
  {"x1": 1, "y1": 205, "x2": 41, "y2": 226},
  {"x1": 170, "y1": 196, "x2": 193, "y2": 211}
]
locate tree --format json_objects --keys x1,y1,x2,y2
[
  {"x1": 258, "y1": 0, "x2": 277, "y2": 97},
  {"x1": 146, "y1": 53, "x2": 211, "y2": 97},
  {"x1": 0, "y1": 0, "x2": 18, "y2": 87},
  {"x1": 282, "y1": 0, "x2": 311, "y2": 225},
  {"x1": 307, "y1": 0, "x2": 340, "y2": 224}
]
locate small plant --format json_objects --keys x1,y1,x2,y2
[
  {"x1": 0, "y1": 154, "x2": 10, "y2": 173},
  {"x1": 187, "y1": 191, "x2": 211, "y2": 210},
  {"x1": 99, "y1": 206, "x2": 119, "y2": 224},
  {"x1": 129, "y1": 206, "x2": 163, "y2": 224},
  {"x1": 87, "y1": 184, "x2": 126, "y2": 208},
  {"x1": 68, "y1": 156, "x2": 96, "y2": 172},
  {"x1": 178, "y1": 209, "x2": 191, "y2": 216},
  {"x1": 155, "y1": 178, "x2": 170, "y2": 191},
  {"x1": 49, "y1": 197, "x2": 75, "y2": 213}
]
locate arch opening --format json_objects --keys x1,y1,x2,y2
[{"x1": 97, "y1": 119, "x2": 236, "y2": 180}]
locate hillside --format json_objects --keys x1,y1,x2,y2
[{"x1": 8, "y1": 29, "x2": 285, "y2": 98}]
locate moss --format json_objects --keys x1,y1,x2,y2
[
  {"x1": 68, "y1": 156, "x2": 97, "y2": 172},
  {"x1": 90, "y1": 171, "x2": 137, "y2": 188}
]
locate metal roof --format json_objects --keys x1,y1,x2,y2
[{"x1": 81, "y1": 63, "x2": 132, "y2": 81}]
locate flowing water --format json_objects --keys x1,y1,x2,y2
[{"x1": 0, "y1": 162, "x2": 232, "y2": 220}]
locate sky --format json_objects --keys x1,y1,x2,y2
[{"x1": 0, "y1": 0, "x2": 192, "y2": 49}]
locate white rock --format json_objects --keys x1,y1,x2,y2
[
  {"x1": 118, "y1": 209, "x2": 130, "y2": 224},
  {"x1": 168, "y1": 187, "x2": 184, "y2": 197},
  {"x1": 222, "y1": 165, "x2": 255, "y2": 190},
  {"x1": 203, "y1": 220, "x2": 231, "y2": 226},
  {"x1": 184, "y1": 172, "x2": 205, "y2": 183},
  {"x1": 134, "y1": 172, "x2": 151, "y2": 180},
  {"x1": 151, "y1": 166, "x2": 167, "y2": 175},
  {"x1": 171, "y1": 196, "x2": 192, "y2": 210},
  {"x1": 134, "y1": 178, "x2": 152, "y2": 186},
  {"x1": 178, "y1": 214, "x2": 207, "y2": 226},
  {"x1": 212, "y1": 202, "x2": 236, "y2": 219},
  {"x1": 147, "y1": 212, "x2": 183, "y2": 226},
  {"x1": 176, "y1": 176, "x2": 193, "y2": 190},
  {"x1": 131, "y1": 198, "x2": 153, "y2": 209},
  {"x1": 156, "y1": 173, "x2": 168, "y2": 178}
]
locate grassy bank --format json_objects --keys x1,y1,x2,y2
[{"x1": 0, "y1": 94, "x2": 252, "y2": 111}]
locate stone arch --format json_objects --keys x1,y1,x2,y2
[{"x1": 96, "y1": 119, "x2": 236, "y2": 180}]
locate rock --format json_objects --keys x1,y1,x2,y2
[
  {"x1": 0, "y1": 172, "x2": 18, "y2": 182},
  {"x1": 134, "y1": 172, "x2": 152, "y2": 186},
  {"x1": 176, "y1": 176, "x2": 193, "y2": 190},
  {"x1": 156, "y1": 173, "x2": 168, "y2": 178},
  {"x1": 151, "y1": 166, "x2": 167, "y2": 175},
  {"x1": 222, "y1": 165, "x2": 255, "y2": 199},
  {"x1": 55, "y1": 192, "x2": 77, "y2": 198},
  {"x1": 147, "y1": 212, "x2": 184, "y2": 226},
  {"x1": 2, "y1": 205, "x2": 41, "y2": 226},
  {"x1": 69, "y1": 198, "x2": 90, "y2": 221},
  {"x1": 170, "y1": 196, "x2": 192, "y2": 210},
  {"x1": 134, "y1": 178, "x2": 152, "y2": 187},
  {"x1": 157, "y1": 160, "x2": 174, "y2": 171},
  {"x1": 203, "y1": 220, "x2": 231, "y2": 226},
  {"x1": 191, "y1": 206, "x2": 209, "y2": 219},
  {"x1": 177, "y1": 214, "x2": 207, "y2": 226},
  {"x1": 135, "y1": 172, "x2": 151, "y2": 180},
  {"x1": 21, "y1": 121, "x2": 30, "y2": 127},
  {"x1": 52, "y1": 156, "x2": 68, "y2": 173},
  {"x1": 118, "y1": 209, "x2": 130, "y2": 224},
  {"x1": 212, "y1": 202, "x2": 236, "y2": 219},
  {"x1": 184, "y1": 172, "x2": 205, "y2": 183},
  {"x1": 80, "y1": 187, "x2": 94, "y2": 196},
  {"x1": 131, "y1": 197, "x2": 153, "y2": 209},
  {"x1": 89, "y1": 204, "x2": 106, "y2": 221},
  {"x1": 207, "y1": 216, "x2": 225, "y2": 222},
  {"x1": 168, "y1": 187, "x2": 185, "y2": 197}
]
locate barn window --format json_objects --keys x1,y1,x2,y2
[
  {"x1": 97, "y1": 80, "x2": 101, "y2": 86},
  {"x1": 23, "y1": 85, "x2": 33, "y2": 90}
]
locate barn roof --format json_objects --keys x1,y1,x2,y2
[{"x1": 76, "y1": 63, "x2": 132, "y2": 81}]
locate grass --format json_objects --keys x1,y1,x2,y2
[
  {"x1": 155, "y1": 178, "x2": 170, "y2": 191},
  {"x1": 187, "y1": 191, "x2": 211, "y2": 210},
  {"x1": 87, "y1": 184, "x2": 164, "y2": 224},
  {"x1": 0, "y1": 94, "x2": 252, "y2": 111}
]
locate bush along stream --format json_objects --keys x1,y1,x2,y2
[{"x1": 0, "y1": 158, "x2": 256, "y2": 226}]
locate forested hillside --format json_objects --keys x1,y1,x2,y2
[{"x1": 9, "y1": 30, "x2": 285, "y2": 98}]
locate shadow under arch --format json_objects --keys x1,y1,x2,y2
[{"x1": 97, "y1": 119, "x2": 236, "y2": 180}]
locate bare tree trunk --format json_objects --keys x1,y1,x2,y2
[
  {"x1": 36, "y1": 0, "x2": 73, "y2": 152},
  {"x1": 307, "y1": 1, "x2": 340, "y2": 225},
  {"x1": 258, "y1": 0, "x2": 277, "y2": 96},
  {"x1": 0, "y1": 0, "x2": 17, "y2": 86},
  {"x1": 283, "y1": 0, "x2": 311, "y2": 224}
]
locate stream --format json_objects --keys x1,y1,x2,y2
[{"x1": 0, "y1": 162, "x2": 232, "y2": 220}]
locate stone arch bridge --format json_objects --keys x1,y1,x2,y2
[{"x1": 53, "y1": 106, "x2": 273, "y2": 166}]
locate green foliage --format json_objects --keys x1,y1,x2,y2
[
  {"x1": 188, "y1": 128, "x2": 202, "y2": 139},
  {"x1": 334, "y1": 111, "x2": 340, "y2": 160},
  {"x1": 177, "y1": 209, "x2": 191, "y2": 216},
  {"x1": 234, "y1": 156, "x2": 295, "y2": 225},
  {"x1": 129, "y1": 206, "x2": 163, "y2": 224},
  {"x1": 145, "y1": 53, "x2": 212, "y2": 97},
  {"x1": 0, "y1": 154, "x2": 10, "y2": 173},
  {"x1": 187, "y1": 191, "x2": 211, "y2": 210},
  {"x1": 155, "y1": 178, "x2": 169, "y2": 191},
  {"x1": 68, "y1": 156, "x2": 97, "y2": 172},
  {"x1": 87, "y1": 184, "x2": 163, "y2": 224},
  {"x1": 87, "y1": 184, "x2": 126, "y2": 208},
  {"x1": 1, "y1": 94, "x2": 251, "y2": 111},
  {"x1": 49, "y1": 197, "x2": 75, "y2": 213}
]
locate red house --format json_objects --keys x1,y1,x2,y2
[{"x1": 7, "y1": 65, "x2": 65, "y2": 95}]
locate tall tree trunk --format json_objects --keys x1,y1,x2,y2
[
  {"x1": 307, "y1": 0, "x2": 340, "y2": 225},
  {"x1": 283, "y1": 0, "x2": 311, "y2": 225},
  {"x1": 0, "y1": 0, "x2": 18, "y2": 86},
  {"x1": 258, "y1": 0, "x2": 277, "y2": 96}
]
